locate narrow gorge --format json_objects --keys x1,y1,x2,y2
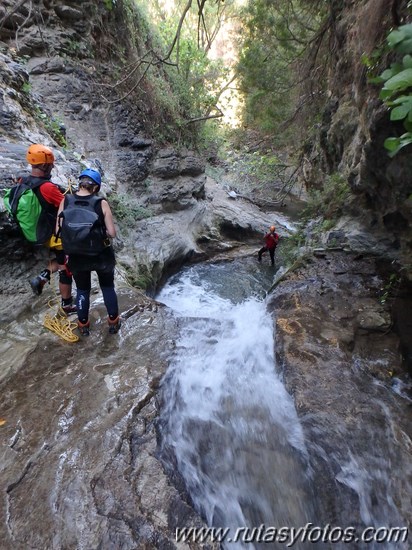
[{"x1": 0, "y1": 1, "x2": 411, "y2": 549}]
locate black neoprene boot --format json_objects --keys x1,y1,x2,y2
[{"x1": 30, "y1": 269, "x2": 50, "y2": 295}]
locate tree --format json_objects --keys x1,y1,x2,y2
[
  {"x1": 106, "y1": 0, "x2": 236, "y2": 127},
  {"x1": 237, "y1": 0, "x2": 328, "y2": 142}
]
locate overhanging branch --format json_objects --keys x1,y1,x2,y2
[{"x1": 185, "y1": 107, "x2": 224, "y2": 124}]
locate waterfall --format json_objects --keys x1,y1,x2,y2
[
  {"x1": 157, "y1": 262, "x2": 315, "y2": 548},
  {"x1": 157, "y1": 260, "x2": 410, "y2": 550}
]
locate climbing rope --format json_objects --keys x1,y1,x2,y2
[
  {"x1": 40, "y1": 177, "x2": 79, "y2": 342},
  {"x1": 42, "y1": 270, "x2": 79, "y2": 343},
  {"x1": 43, "y1": 306, "x2": 79, "y2": 343},
  {"x1": 63, "y1": 177, "x2": 76, "y2": 195}
]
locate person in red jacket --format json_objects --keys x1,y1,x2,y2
[
  {"x1": 258, "y1": 225, "x2": 279, "y2": 266},
  {"x1": 22, "y1": 144, "x2": 76, "y2": 313}
]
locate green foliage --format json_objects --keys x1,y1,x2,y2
[
  {"x1": 373, "y1": 24, "x2": 412, "y2": 156},
  {"x1": 237, "y1": 0, "x2": 326, "y2": 141},
  {"x1": 321, "y1": 218, "x2": 335, "y2": 232},
  {"x1": 120, "y1": 0, "x2": 234, "y2": 147},
  {"x1": 103, "y1": 0, "x2": 117, "y2": 10},
  {"x1": 235, "y1": 151, "x2": 284, "y2": 183},
  {"x1": 379, "y1": 273, "x2": 399, "y2": 305},
  {"x1": 119, "y1": 261, "x2": 154, "y2": 290},
  {"x1": 19, "y1": 75, "x2": 67, "y2": 147},
  {"x1": 21, "y1": 82, "x2": 31, "y2": 94},
  {"x1": 125, "y1": 0, "x2": 153, "y2": 48},
  {"x1": 196, "y1": 119, "x2": 226, "y2": 155},
  {"x1": 110, "y1": 193, "x2": 152, "y2": 228},
  {"x1": 64, "y1": 39, "x2": 84, "y2": 58},
  {"x1": 146, "y1": 71, "x2": 186, "y2": 141},
  {"x1": 33, "y1": 107, "x2": 67, "y2": 148},
  {"x1": 279, "y1": 231, "x2": 305, "y2": 266},
  {"x1": 155, "y1": 6, "x2": 230, "y2": 127},
  {"x1": 223, "y1": 146, "x2": 294, "y2": 197},
  {"x1": 361, "y1": 47, "x2": 385, "y2": 75},
  {"x1": 48, "y1": 118, "x2": 67, "y2": 148},
  {"x1": 303, "y1": 173, "x2": 350, "y2": 221}
]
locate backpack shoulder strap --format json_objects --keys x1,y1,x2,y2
[
  {"x1": 8, "y1": 183, "x2": 30, "y2": 217},
  {"x1": 91, "y1": 195, "x2": 104, "y2": 208},
  {"x1": 6, "y1": 175, "x2": 49, "y2": 217},
  {"x1": 63, "y1": 194, "x2": 75, "y2": 207},
  {"x1": 57, "y1": 194, "x2": 71, "y2": 236},
  {"x1": 21, "y1": 175, "x2": 55, "y2": 213},
  {"x1": 89, "y1": 195, "x2": 104, "y2": 207},
  {"x1": 89, "y1": 196, "x2": 105, "y2": 228},
  {"x1": 25, "y1": 175, "x2": 50, "y2": 190}
]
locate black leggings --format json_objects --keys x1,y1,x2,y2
[
  {"x1": 73, "y1": 269, "x2": 118, "y2": 323},
  {"x1": 258, "y1": 246, "x2": 275, "y2": 265}
]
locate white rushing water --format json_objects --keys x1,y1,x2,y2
[
  {"x1": 157, "y1": 263, "x2": 315, "y2": 548},
  {"x1": 157, "y1": 261, "x2": 411, "y2": 550}
]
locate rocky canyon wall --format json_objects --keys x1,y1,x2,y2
[{"x1": 310, "y1": 0, "x2": 412, "y2": 279}]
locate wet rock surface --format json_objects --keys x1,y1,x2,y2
[
  {"x1": 0, "y1": 184, "x2": 287, "y2": 549},
  {"x1": 119, "y1": 176, "x2": 289, "y2": 292},
  {"x1": 0, "y1": 1, "x2": 411, "y2": 546},
  {"x1": 307, "y1": 0, "x2": 412, "y2": 281},
  {"x1": 269, "y1": 251, "x2": 412, "y2": 532},
  {"x1": 0, "y1": 287, "x2": 216, "y2": 549}
]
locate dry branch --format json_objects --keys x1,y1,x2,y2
[
  {"x1": 0, "y1": 0, "x2": 29, "y2": 32},
  {"x1": 185, "y1": 107, "x2": 224, "y2": 124},
  {"x1": 104, "y1": 60, "x2": 153, "y2": 104}
]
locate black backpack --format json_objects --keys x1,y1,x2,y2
[{"x1": 58, "y1": 194, "x2": 108, "y2": 256}]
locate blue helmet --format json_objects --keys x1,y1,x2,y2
[{"x1": 79, "y1": 168, "x2": 101, "y2": 188}]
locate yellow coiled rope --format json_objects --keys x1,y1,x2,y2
[
  {"x1": 43, "y1": 308, "x2": 79, "y2": 343},
  {"x1": 42, "y1": 270, "x2": 79, "y2": 343},
  {"x1": 43, "y1": 297, "x2": 79, "y2": 343},
  {"x1": 42, "y1": 178, "x2": 79, "y2": 343}
]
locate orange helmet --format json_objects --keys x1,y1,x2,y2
[
  {"x1": 26, "y1": 144, "x2": 55, "y2": 165},
  {"x1": 270, "y1": 225, "x2": 276, "y2": 232}
]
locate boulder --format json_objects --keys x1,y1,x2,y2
[
  {"x1": 152, "y1": 155, "x2": 180, "y2": 179},
  {"x1": 16, "y1": 30, "x2": 48, "y2": 56},
  {"x1": 116, "y1": 150, "x2": 151, "y2": 185},
  {"x1": 356, "y1": 303, "x2": 391, "y2": 332},
  {"x1": 54, "y1": 6, "x2": 83, "y2": 22},
  {"x1": 29, "y1": 56, "x2": 71, "y2": 75},
  {"x1": 180, "y1": 154, "x2": 205, "y2": 176},
  {"x1": 152, "y1": 149, "x2": 206, "y2": 179}
]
